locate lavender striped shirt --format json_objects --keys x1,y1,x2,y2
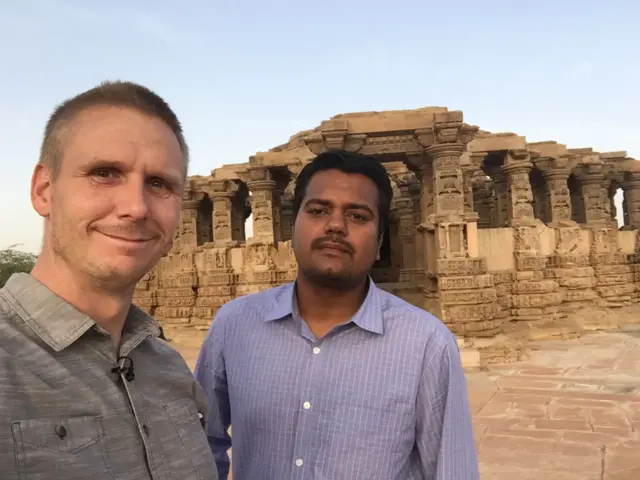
[{"x1": 195, "y1": 279, "x2": 479, "y2": 480}]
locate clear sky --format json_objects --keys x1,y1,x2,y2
[{"x1": 1, "y1": 0, "x2": 639, "y2": 253}]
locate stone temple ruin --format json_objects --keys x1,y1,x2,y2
[{"x1": 133, "y1": 107, "x2": 640, "y2": 364}]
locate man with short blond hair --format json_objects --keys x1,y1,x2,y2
[{"x1": 0, "y1": 81, "x2": 218, "y2": 480}]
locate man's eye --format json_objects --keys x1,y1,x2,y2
[
  {"x1": 308, "y1": 208, "x2": 326, "y2": 216},
  {"x1": 91, "y1": 168, "x2": 118, "y2": 180}
]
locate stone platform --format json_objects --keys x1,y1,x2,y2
[
  {"x1": 472, "y1": 328, "x2": 640, "y2": 479},
  {"x1": 173, "y1": 327, "x2": 640, "y2": 479}
]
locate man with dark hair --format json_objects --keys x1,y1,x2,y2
[
  {"x1": 0, "y1": 81, "x2": 218, "y2": 480},
  {"x1": 196, "y1": 150, "x2": 479, "y2": 479}
]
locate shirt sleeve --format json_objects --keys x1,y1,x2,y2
[
  {"x1": 415, "y1": 331, "x2": 480, "y2": 480},
  {"x1": 194, "y1": 309, "x2": 232, "y2": 480}
]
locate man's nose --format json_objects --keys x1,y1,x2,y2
[
  {"x1": 324, "y1": 210, "x2": 347, "y2": 235},
  {"x1": 116, "y1": 178, "x2": 150, "y2": 220}
]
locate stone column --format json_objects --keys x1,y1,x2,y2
[
  {"x1": 485, "y1": 165, "x2": 509, "y2": 227},
  {"x1": 409, "y1": 182, "x2": 424, "y2": 271},
  {"x1": 503, "y1": 150, "x2": 535, "y2": 226},
  {"x1": 622, "y1": 174, "x2": 640, "y2": 230},
  {"x1": 208, "y1": 180, "x2": 236, "y2": 247},
  {"x1": 177, "y1": 200, "x2": 199, "y2": 249},
  {"x1": 424, "y1": 143, "x2": 473, "y2": 259},
  {"x1": 543, "y1": 168, "x2": 573, "y2": 226},
  {"x1": 246, "y1": 167, "x2": 276, "y2": 243},
  {"x1": 390, "y1": 172, "x2": 417, "y2": 271},
  {"x1": 461, "y1": 165, "x2": 477, "y2": 215},
  {"x1": 609, "y1": 185, "x2": 618, "y2": 224},
  {"x1": 473, "y1": 184, "x2": 493, "y2": 228},
  {"x1": 576, "y1": 166, "x2": 607, "y2": 225}
]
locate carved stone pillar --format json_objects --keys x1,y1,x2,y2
[
  {"x1": 231, "y1": 195, "x2": 249, "y2": 242},
  {"x1": 461, "y1": 165, "x2": 477, "y2": 215},
  {"x1": 280, "y1": 201, "x2": 294, "y2": 241},
  {"x1": 609, "y1": 185, "x2": 618, "y2": 224},
  {"x1": 409, "y1": 182, "x2": 424, "y2": 271},
  {"x1": 428, "y1": 144, "x2": 466, "y2": 218},
  {"x1": 485, "y1": 165, "x2": 509, "y2": 227},
  {"x1": 503, "y1": 150, "x2": 535, "y2": 226},
  {"x1": 576, "y1": 167, "x2": 607, "y2": 225},
  {"x1": 208, "y1": 180, "x2": 236, "y2": 247},
  {"x1": 543, "y1": 168, "x2": 573, "y2": 226},
  {"x1": 473, "y1": 184, "x2": 493, "y2": 228},
  {"x1": 177, "y1": 200, "x2": 199, "y2": 249},
  {"x1": 622, "y1": 174, "x2": 640, "y2": 230},
  {"x1": 246, "y1": 167, "x2": 276, "y2": 243},
  {"x1": 390, "y1": 172, "x2": 417, "y2": 271}
]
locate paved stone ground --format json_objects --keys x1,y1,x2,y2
[{"x1": 173, "y1": 328, "x2": 640, "y2": 479}]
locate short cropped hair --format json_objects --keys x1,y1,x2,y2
[
  {"x1": 39, "y1": 80, "x2": 189, "y2": 178},
  {"x1": 293, "y1": 150, "x2": 393, "y2": 234}
]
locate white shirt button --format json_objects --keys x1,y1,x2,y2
[
  {"x1": 295, "y1": 458, "x2": 304, "y2": 467},
  {"x1": 303, "y1": 401, "x2": 311, "y2": 410},
  {"x1": 312, "y1": 347, "x2": 321, "y2": 355}
]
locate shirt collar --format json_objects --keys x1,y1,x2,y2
[
  {"x1": 265, "y1": 276, "x2": 384, "y2": 335},
  {"x1": 1, "y1": 273, "x2": 161, "y2": 352}
]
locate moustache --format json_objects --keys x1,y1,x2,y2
[{"x1": 311, "y1": 236, "x2": 354, "y2": 254}]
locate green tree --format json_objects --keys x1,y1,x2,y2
[{"x1": 0, "y1": 245, "x2": 37, "y2": 288}]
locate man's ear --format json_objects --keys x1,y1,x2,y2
[{"x1": 31, "y1": 163, "x2": 52, "y2": 218}]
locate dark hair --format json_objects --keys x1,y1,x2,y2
[{"x1": 292, "y1": 150, "x2": 393, "y2": 233}]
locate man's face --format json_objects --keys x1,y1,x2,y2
[
  {"x1": 31, "y1": 105, "x2": 184, "y2": 290},
  {"x1": 292, "y1": 169, "x2": 382, "y2": 288}
]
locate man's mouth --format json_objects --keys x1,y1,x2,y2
[
  {"x1": 317, "y1": 242, "x2": 350, "y2": 253},
  {"x1": 98, "y1": 231, "x2": 155, "y2": 243}
]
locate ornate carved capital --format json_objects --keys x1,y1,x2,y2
[
  {"x1": 414, "y1": 127, "x2": 435, "y2": 148},
  {"x1": 622, "y1": 172, "x2": 640, "y2": 191},
  {"x1": 425, "y1": 143, "x2": 466, "y2": 166},
  {"x1": 207, "y1": 180, "x2": 237, "y2": 199},
  {"x1": 502, "y1": 163, "x2": 532, "y2": 177},
  {"x1": 181, "y1": 200, "x2": 200, "y2": 211},
  {"x1": 469, "y1": 151, "x2": 487, "y2": 167},
  {"x1": 247, "y1": 179, "x2": 276, "y2": 192},
  {"x1": 575, "y1": 164, "x2": 605, "y2": 185},
  {"x1": 390, "y1": 171, "x2": 418, "y2": 189},
  {"x1": 542, "y1": 168, "x2": 571, "y2": 181},
  {"x1": 405, "y1": 152, "x2": 428, "y2": 172}
]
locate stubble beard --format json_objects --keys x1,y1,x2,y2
[
  {"x1": 300, "y1": 263, "x2": 364, "y2": 292},
  {"x1": 50, "y1": 218, "x2": 149, "y2": 294}
]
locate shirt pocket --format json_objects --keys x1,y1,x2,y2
[
  {"x1": 163, "y1": 398, "x2": 218, "y2": 480},
  {"x1": 11, "y1": 415, "x2": 114, "y2": 480}
]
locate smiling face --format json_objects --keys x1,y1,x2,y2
[
  {"x1": 30, "y1": 105, "x2": 185, "y2": 291},
  {"x1": 292, "y1": 169, "x2": 382, "y2": 289}
]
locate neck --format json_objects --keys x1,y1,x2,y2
[
  {"x1": 30, "y1": 249, "x2": 133, "y2": 347},
  {"x1": 295, "y1": 270, "x2": 368, "y2": 327}
]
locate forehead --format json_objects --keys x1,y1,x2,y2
[
  {"x1": 60, "y1": 106, "x2": 184, "y2": 176},
  {"x1": 304, "y1": 169, "x2": 379, "y2": 207}
]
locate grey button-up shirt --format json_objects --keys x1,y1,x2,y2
[{"x1": 0, "y1": 273, "x2": 218, "y2": 480}]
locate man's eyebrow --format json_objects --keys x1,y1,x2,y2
[{"x1": 304, "y1": 198, "x2": 375, "y2": 215}]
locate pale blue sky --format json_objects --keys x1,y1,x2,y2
[{"x1": 1, "y1": 0, "x2": 639, "y2": 253}]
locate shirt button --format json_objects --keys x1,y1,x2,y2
[
  {"x1": 295, "y1": 459, "x2": 304, "y2": 467},
  {"x1": 55, "y1": 425, "x2": 67, "y2": 439},
  {"x1": 312, "y1": 347, "x2": 321, "y2": 355},
  {"x1": 303, "y1": 401, "x2": 311, "y2": 410}
]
